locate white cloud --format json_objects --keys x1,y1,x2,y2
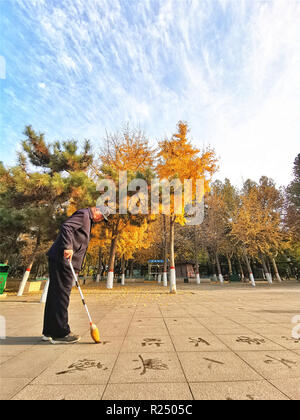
[
  {"x1": 2, "y1": 0, "x2": 300, "y2": 188},
  {"x1": 60, "y1": 54, "x2": 77, "y2": 71}
]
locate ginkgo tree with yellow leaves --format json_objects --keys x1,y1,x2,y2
[
  {"x1": 117, "y1": 218, "x2": 155, "y2": 285},
  {"x1": 156, "y1": 121, "x2": 218, "y2": 293},
  {"x1": 231, "y1": 177, "x2": 287, "y2": 285},
  {"x1": 95, "y1": 125, "x2": 156, "y2": 289}
]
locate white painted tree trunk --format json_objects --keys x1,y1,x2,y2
[
  {"x1": 96, "y1": 274, "x2": 101, "y2": 283},
  {"x1": 40, "y1": 279, "x2": 49, "y2": 303},
  {"x1": 158, "y1": 274, "x2": 162, "y2": 284},
  {"x1": 169, "y1": 217, "x2": 177, "y2": 294},
  {"x1": 250, "y1": 273, "x2": 256, "y2": 287},
  {"x1": 169, "y1": 268, "x2": 176, "y2": 294},
  {"x1": 121, "y1": 273, "x2": 125, "y2": 286},
  {"x1": 244, "y1": 253, "x2": 256, "y2": 287},
  {"x1": 266, "y1": 273, "x2": 273, "y2": 284},
  {"x1": 261, "y1": 256, "x2": 272, "y2": 284},
  {"x1": 272, "y1": 257, "x2": 282, "y2": 282},
  {"x1": 107, "y1": 271, "x2": 114, "y2": 289},
  {"x1": 215, "y1": 254, "x2": 224, "y2": 285},
  {"x1": 196, "y1": 273, "x2": 201, "y2": 284},
  {"x1": 163, "y1": 272, "x2": 168, "y2": 287},
  {"x1": 17, "y1": 268, "x2": 31, "y2": 296}
]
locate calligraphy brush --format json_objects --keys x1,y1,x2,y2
[{"x1": 69, "y1": 260, "x2": 101, "y2": 344}]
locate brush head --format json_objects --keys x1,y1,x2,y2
[{"x1": 90, "y1": 323, "x2": 101, "y2": 343}]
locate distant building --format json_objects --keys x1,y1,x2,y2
[{"x1": 175, "y1": 262, "x2": 195, "y2": 279}]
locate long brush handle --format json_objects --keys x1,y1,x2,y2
[{"x1": 69, "y1": 260, "x2": 93, "y2": 325}]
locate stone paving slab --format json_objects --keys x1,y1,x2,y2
[
  {"x1": 237, "y1": 350, "x2": 300, "y2": 380},
  {"x1": 270, "y1": 378, "x2": 300, "y2": 400},
  {"x1": 120, "y1": 334, "x2": 175, "y2": 353},
  {"x1": 201, "y1": 323, "x2": 259, "y2": 336},
  {"x1": 0, "y1": 378, "x2": 32, "y2": 401},
  {"x1": 164, "y1": 325, "x2": 210, "y2": 336},
  {"x1": 0, "y1": 345, "x2": 66, "y2": 380},
  {"x1": 31, "y1": 351, "x2": 117, "y2": 385},
  {"x1": 171, "y1": 334, "x2": 229, "y2": 352},
  {"x1": 1, "y1": 282, "x2": 300, "y2": 400},
  {"x1": 261, "y1": 335, "x2": 300, "y2": 351},
  {"x1": 246, "y1": 324, "x2": 295, "y2": 335},
  {"x1": 109, "y1": 352, "x2": 186, "y2": 384},
  {"x1": 178, "y1": 351, "x2": 261, "y2": 382},
  {"x1": 103, "y1": 383, "x2": 193, "y2": 400},
  {"x1": 72, "y1": 335, "x2": 124, "y2": 354},
  {"x1": 189, "y1": 381, "x2": 288, "y2": 400},
  {"x1": 216, "y1": 334, "x2": 285, "y2": 351},
  {"x1": 12, "y1": 384, "x2": 106, "y2": 400}
]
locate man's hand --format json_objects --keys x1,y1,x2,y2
[{"x1": 64, "y1": 249, "x2": 74, "y2": 261}]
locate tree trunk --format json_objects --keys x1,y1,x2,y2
[
  {"x1": 261, "y1": 255, "x2": 272, "y2": 284},
  {"x1": 238, "y1": 259, "x2": 245, "y2": 282},
  {"x1": 169, "y1": 216, "x2": 176, "y2": 294},
  {"x1": 162, "y1": 214, "x2": 168, "y2": 287},
  {"x1": 106, "y1": 229, "x2": 118, "y2": 289},
  {"x1": 215, "y1": 252, "x2": 224, "y2": 284},
  {"x1": 34, "y1": 263, "x2": 40, "y2": 279},
  {"x1": 244, "y1": 253, "x2": 256, "y2": 287},
  {"x1": 271, "y1": 257, "x2": 282, "y2": 283},
  {"x1": 96, "y1": 247, "x2": 102, "y2": 282},
  {"x1": 267, "y1": 259, "x2": 272, "y2": 276},
  {"x1": 194, "y1": 225, "x2": 200, "y2": 285},
  {"x1": 211, "y1": 254, "x2": 218, "y2": 282},
  {"x1": 18, "y1": 233, "x2": 41, "y2": 296},
  {"x1": 121, "y1": 256, "x2": 126, "y2": 286},
  {"x1": 106, "y1": 236, "x2": 117, "y2": 289},
  {"x1": 129, "y1": 259, "x2": 134, "y2": 279},
  {"x1": 40, "y1": 278, "x2": 50, "y2": 303},
  {"x1": 106, "y1": 220, "x2": 120, "y2": 289},
  {"x1": 227, "y1": 254, "x2": 233, "y2": 276}
]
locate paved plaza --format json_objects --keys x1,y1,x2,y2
[{"x1": 1, "y1": 281, "x2": 300, "y2": 400}]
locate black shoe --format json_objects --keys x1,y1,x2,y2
[{"x1": 50, "y1": 333, "x2": 81, "y2": 345}]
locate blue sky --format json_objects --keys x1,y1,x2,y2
[{"x1": 1, "y1": 0, "x2": 300, "y2": 187}]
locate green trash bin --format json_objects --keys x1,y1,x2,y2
[{"x1": 0, "y1": 264, "x2": 9, "y2": 294}]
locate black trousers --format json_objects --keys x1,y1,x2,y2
[{"x1": 42, "y1": 258, "x2": 73, "y2": 338}]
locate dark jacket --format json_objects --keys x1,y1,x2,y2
[{"x1": 47, "y1": 208, "x2": 93, "y2": 271}]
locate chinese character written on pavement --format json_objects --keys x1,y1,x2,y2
[
  {"x1": 133, "y1": 355, "x2": 169, "y2": 376},
  {"x1": 236, "y1": 336, "x2": 265, "y2": 345},
  {"x1": 56, "y1": 359, "x2": 108, "y2": 375},
  {"x1": 189, "y1": 337, "x2": 210, "y2": 347},
  {"x1": 281, "y1": 336, "x2": 300, "y2": 344},
  {"x1": 141, "y1": 338, "x2": 164, "y2": 347},
  {"x1": 264, "y1": 355, "x2": 297, "y2": 369},
  {"x1": 203, "y1": 357, "x2": 224, "y2": 370}
]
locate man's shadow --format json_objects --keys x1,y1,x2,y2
[
  {"x1": 1, "y1": 337, "x2": 99, "y2": 345},
  {"x1": 0, "y1": 336, "x2": 46, "y2": 345}
]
